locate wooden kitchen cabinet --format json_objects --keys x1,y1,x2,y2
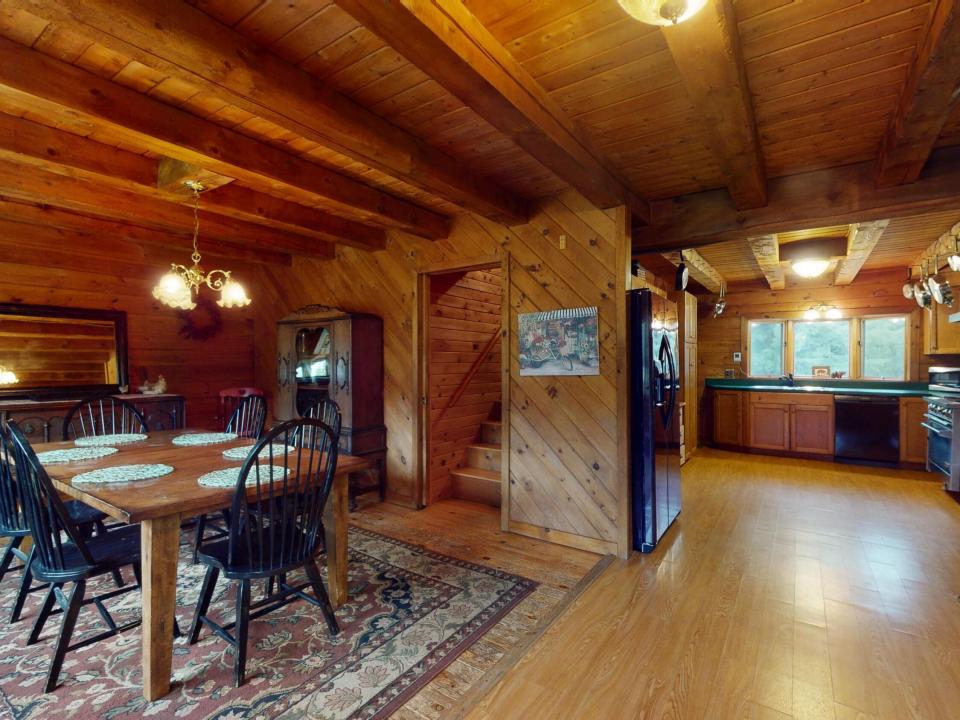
[
  {"x1": 713, "y1": 389, "x2": 742, "y2": 446},
  {"x1": 749, "y1": 401, "x2": 791, "y2": 451},
  {"x1": 748, "y1": 392, "x2": 834, "y2": 454},
  {"x1": 673, "y1": 291, "x2": 698, "y2": 461},
  {"x1": 900, "y1": 396, "x2": 928, "y2": 463},
  {"x1": 923, "y1": 270, "x2": 960, "y2": 354},
  {"x1": 791, "y1": 403, "x2": 835, "y2": 454},
  {"x1": 683, "y1": 292, "x2": 697, "y2": 344}
]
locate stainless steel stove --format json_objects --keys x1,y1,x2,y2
[{"x1": 925, "y1": 368, "x2": 960, "y2": 491}]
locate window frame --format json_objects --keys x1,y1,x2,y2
[
  {"x1": 741, "y1": 311, "x2": 912, "y2": 381},
  {"x1": 790, "y1": 317, "x2": 853, "y2": 379}
]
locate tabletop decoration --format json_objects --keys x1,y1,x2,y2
[
  {"x1": 222, "y1": 443, "x2": 296, "y2": 461},
  {"x1": 197, "y1": 465, "x2": 290, "y2": 488},
  {"x1": 72, "y1": 463, "x2": 174, "y2": 485},
  {"x1": 172, "y1": 432, "x2": 237, "y2": 447},
  {"x1": 37, "y1": 446, "x2": 119, "y2": 464},
  {"x1": 74, "y1": 433, "x2": 148, "y2": 447}
]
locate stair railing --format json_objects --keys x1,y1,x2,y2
[{"x1": 435, "y1": 328, "x2": 500, "y2": 422}]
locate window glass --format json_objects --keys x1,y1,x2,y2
[
  {"x1": 862, "y1": 316, "x2": 906, "y2": 380},
  {"x1": 748, "y1": 321, "x2": 783, "y2": 377},
  {"x1": 793, "y1": 320, "x2": 850, "y2": 377}
]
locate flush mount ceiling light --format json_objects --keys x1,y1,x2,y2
[
  {"x1": 617, "y1": 0, "x2": 707, "y2": 26},
  {"x1": 0, "y1": 365, "x2": 18, "y2": 385},
  {"x1": 791, "y1": 258, "x2": 831, "y2": 278},
  {"x1": 151, "y1": 180, "x2": 251, "y2": 311}
]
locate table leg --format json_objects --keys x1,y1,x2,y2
[
  {"x1": 141, "y1": 515, "x2": 180, "y2": 701},
  {"x1": 323, "y1": 473, "x2": 348, "y2": 608}
]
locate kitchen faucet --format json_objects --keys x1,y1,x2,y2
[{"x1": 780, "y1": 373, "x2": 794, "y2": 386}]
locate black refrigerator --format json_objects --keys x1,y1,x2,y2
[{"x1": 629, "y1": 289, "x2": 682, "y2": 553}]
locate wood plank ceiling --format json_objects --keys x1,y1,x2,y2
[{"x1": 0, "y1": 0, "x2": 958, "y2": 274}]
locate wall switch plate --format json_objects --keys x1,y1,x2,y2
[{"x1": 733, "y1": 351, "x2": 742, "y2": 362}]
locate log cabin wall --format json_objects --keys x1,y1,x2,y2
[
  {"x1": 0, "y1": 227, "x2": 257, "y2": 428},
  {"x1": 694, "y1": 266, "x2": 960, "y2": 444},
  {"x1": 428, "y1": 267, "x2": 502, "y2": 503},
  {"x1": 254, "y1": 190, "x2": 633, "y2": 557}
]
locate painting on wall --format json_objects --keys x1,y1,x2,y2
[{"x1": 518, "y1": 306, "x2": 600, "y2": 376}]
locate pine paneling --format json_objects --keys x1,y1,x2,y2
[
  {"x1": 253, "y1": 190, "x2": 631, "y2": 556},
  {"x1": 428, "y1": 267, "x2": 502, "y2": 502},
  {"x1": 0, "y1": 228, "x2": 256, "y2": 428}
]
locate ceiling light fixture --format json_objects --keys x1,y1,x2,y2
[
  {"x1": 0, "y1": 366, "x2": 18, "y2": 385},
  {"x1": 803, "y1": 303, "x2": 842, "y2": 320},
  {"x1": 617, "y1": 0, "x2": 707, "y2": 26},
  {"x1": 151, "y1": 181, "x2": 251, "y2": 311},
  {"x1": 792, "y1": 258, "x2": 831, "y2": 279}
]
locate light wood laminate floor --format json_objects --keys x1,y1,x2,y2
[{"x1": 466, "y1": 449, "x2": 959, "y2": 720}]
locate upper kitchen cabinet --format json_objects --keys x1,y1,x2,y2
[{"x1": 924, "y1": 270, "x2": 960, "y2": 354}]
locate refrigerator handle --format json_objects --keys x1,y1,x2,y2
[
  {"x1": 657, "y1": 336, "x2": 672, "y2": 426},
  {"x1": 661, "y1": 335, "x2": 677, "y2": 428}
]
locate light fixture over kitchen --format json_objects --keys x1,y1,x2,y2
[
  {"x1": 803, "y1": 303, "x2": 842, "y2": 320},
  {"x1": 791, "y1": 258, "x2": 831, "y2": 279},
  {"x1": 0, "y1": 366, "x2": 18, "y2": 385},
  {"x1": 617, "y1": 0, "x2": 707, "y2": 26},
  {"x1": 151, "y1": 180, "x2": 251, "y2": 311}
]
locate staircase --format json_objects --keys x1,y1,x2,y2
[{"x1": 450, "y1": 404, "x2": 501, "y2": 507}]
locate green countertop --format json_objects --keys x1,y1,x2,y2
[{"x1": 704, "y1": 378, "x2": 930, "y2": 397}]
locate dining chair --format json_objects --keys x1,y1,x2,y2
[
  {"x1": 217, "y1": 387, "x2": 265, "y2": 432},
  {"x1": 61, "y1": 394, "x2": 148, "y2": 441},
  {"x1": 293, "y1": 398, "x2": 342, "y2": 447},
  {"x1": 0, "y1": 424, "x2": 123, "y2": 624},
  {"x1": 225, "y1": 394, "x2": 268, "y2": 439},
  {"x1": 188, "y1": 418, "x2": 341, "y2": 687},
  {"x1": 5, "y1": 421, "x2": 145, "y2": 692}
]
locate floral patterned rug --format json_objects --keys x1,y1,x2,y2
[{"x1": 0, "y1": 527, "x2": 536, "y2": 719}]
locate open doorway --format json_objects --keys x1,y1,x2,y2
[{"x1": 421, "y1": 263, "x2": 504, "y2": 508}]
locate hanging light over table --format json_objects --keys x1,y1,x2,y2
[{"x1": 152, "y1": 180, "x2": 251, "y2": 311}]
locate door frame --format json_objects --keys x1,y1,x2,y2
[{"x1": 414, "y1": 255, "x2": 508, "y2": 522}]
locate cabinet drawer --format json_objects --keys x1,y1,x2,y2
[{"x1": 751, "y1": 391, "x2": 833, "y2": 406}]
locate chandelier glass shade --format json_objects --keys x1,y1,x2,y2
[
  {"x1": 152, "y1": 181, "x2": 251, "y2": 311},
  {"x1": 617, "y1": 0, "x2": 707, "y2": 26}
]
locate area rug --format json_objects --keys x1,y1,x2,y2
[{"x1": 0, "y1": 527, "x2": 536, "y2": 720}]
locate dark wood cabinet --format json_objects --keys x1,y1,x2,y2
[
  {"x1": 900, "y1": 397, "x2": 928, "y2": 463},
  {"x1": 713, "y1": 389, "x2": 743, "y2": 446}
]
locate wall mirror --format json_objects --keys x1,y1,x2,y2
[{"x1": 0, "y1": 303, "x2": 128, "y2": 399}]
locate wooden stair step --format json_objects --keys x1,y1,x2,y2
[
  {"x1": 450, "y1": 466, "x2": 500, "y2": 507},
  {"x1": 467, "y1": 442, "x2": 501, "y2": 471},
  {"x1": 480, "y1": 419, "x2": 501, "y2": 444}
]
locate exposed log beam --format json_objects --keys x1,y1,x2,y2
[
  {"x1": 0, "y1": 200, "x2": 292, "y2": 266},
  {"x1": 0, "y1": 37, "x2": 448, "y2": 240},
  {"x1": 0, "y1": 160, "x2": 335, "y2": 259},
  {"x1": 156, "y1": 158, "x2": 233, "y2": 194},
  {"x1": 634, "y1": 147, "x2": 960, "y2": 252},
  {"x1": 662, "y1": 0, "x2": 766, "y2": 209},
  {"x1": 748, "y1": 235, "x2": 785, "y2": 290},
  {"x1": 834, "y1": 221, "x2": 889, "y2": 286},
  {"x1": 875, "y1": 0, "x2": 960, "y2": 187},
  {"x1": 0, "y1": 113, "x2": 386, "y2": 250},
  {"x1": 662, "y1": 250, "x2": 724, "y2": 293},
  {"x1": 333, "y1": 0, "x2": 650, "y2": 223},
  {"x1": 912, "y1": 219, "x2": 960, "y2": 271},
  {"x1": 10, "y1": 0, "x2": 528, "y2": 225}
]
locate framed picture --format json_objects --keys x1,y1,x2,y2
[
  {"x1": 518, "y1": 307, "x2": 599, "y2": 377},
  {"x1": 812, "y1": 365, "x2": 830, "y2": 378}
]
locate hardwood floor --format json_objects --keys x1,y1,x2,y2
[{"x1": 465, "y1": 449, "x2": 960, "y2": 720}]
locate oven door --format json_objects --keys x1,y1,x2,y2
[{"x1": 923, "y1": 417, "x2": 956, "y2": 489}]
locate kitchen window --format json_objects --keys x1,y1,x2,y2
[
  {"x1": 747, "y1": 320, "x2": 784, "y2": 377},
  {"x1": 861, "y1": 315, "x2": 907, "y2": 380},
  {"x1": 793, "y1": 320, "x2": 851, "y2": 377}
]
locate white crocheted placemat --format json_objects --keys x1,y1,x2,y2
[
  {"x1": 197, "y1": 465, "x2": 290, "y2": 488},
  {"x1": 222, "y1": 443, "x2": 297, "y2": 461},
  {"x1": 72, "y1": 463, "x2": 174, "y2": 484},
  {"x1": 74, "y1": 433, "x2": 148, "y2": 447},
  {"x1": 37, "y1": 447, "x2": 119, "y2": 464},
  {"x1": 172, "y1": 432, "x2": 238, "y2": 447}
]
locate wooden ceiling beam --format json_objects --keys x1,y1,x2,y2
[
  {"x1": 661, "y1": 250, "x2": 724, "y2": 293},
  {"x1": 0, "y1": 160, "x2": 335, "y2": 259},
  {"x1": 333, "y1": 0, "x2": 650, "y2": 223},
  {"x1": 748, "y1": 235, "x2": 785, "y2": 290},
  {"x1": 834, "y1": 221, "x2": 890, "y2": 286},
  {"x1": 0, "y1": 37, "x2": 447, "y2": 241},
  {"x1": 634, "y1": 146, "x2": 960, "y2": 252},
  {"x1": 0, "y1": 113, "x2": 386, "y2": 251},
  {"x1": 662, "y1": 0, "x2": 767, "y2": 209},
  {"x1": 10, "y1": 0, "x2": 528, "y2": 226},
  {"x1": 0, "y1": 200, "x2": 292, "y2": 266},
  {"x1": 875, "y1": 0, "x2": 960, "y2": 187},
  {"x1": 912, "y1": 219, "x2": 960, "y2": 271}
]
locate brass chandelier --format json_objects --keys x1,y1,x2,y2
[{"x1": 152, "y1": 180, "x2": 251, "y2": 311}]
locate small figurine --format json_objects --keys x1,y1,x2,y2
[{"x1": 137, "y1": 374, "x2": 168, "y2": 395}]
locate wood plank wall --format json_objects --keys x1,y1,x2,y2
[
  {"x1": 694, "y1": 266, "x2": 960, "y2": 443},
  {"x1": 0, "y1": 228, "x2": 256, "y2": 428},
  {"x1": 428, "y1": 267, "x2": 502, "y2": 502},
  {"x1": 254, "y1": 190, "x2": 632, "y2": 557}
]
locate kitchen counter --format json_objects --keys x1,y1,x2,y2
[{"x1": 705, "y1": 378, "x2": 929, "y2": 397}]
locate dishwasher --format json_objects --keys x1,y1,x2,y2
[{"x1": 834, "y1": 395, "x2": 900, "y2": 465}]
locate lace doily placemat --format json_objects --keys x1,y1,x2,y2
[
  {"x1": 222, "y1": 443, "x2": 297, "y2": 461},
  {"x1": 172, "y1": 432, "x2": 238, "y2": 447},
  {"x1": 197, "y1": 465, "x2": 290, "y2": 488},
  {"x1": 72, "y1": 463, "x2": 174, "y2": 484},
  {"x1": 37, "y1": 447, "x2": 119, "y2": 464},
  {"x1": 74, "y1": 433, "x2": 148, "y2": 447}
]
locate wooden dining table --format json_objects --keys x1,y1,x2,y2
[{"x1": 31, "y1": 429, "x2": 372, "y2": 701}]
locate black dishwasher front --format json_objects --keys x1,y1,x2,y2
[{"x1": 834, "y1": 395, "x2": 900, "y2": 465}]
